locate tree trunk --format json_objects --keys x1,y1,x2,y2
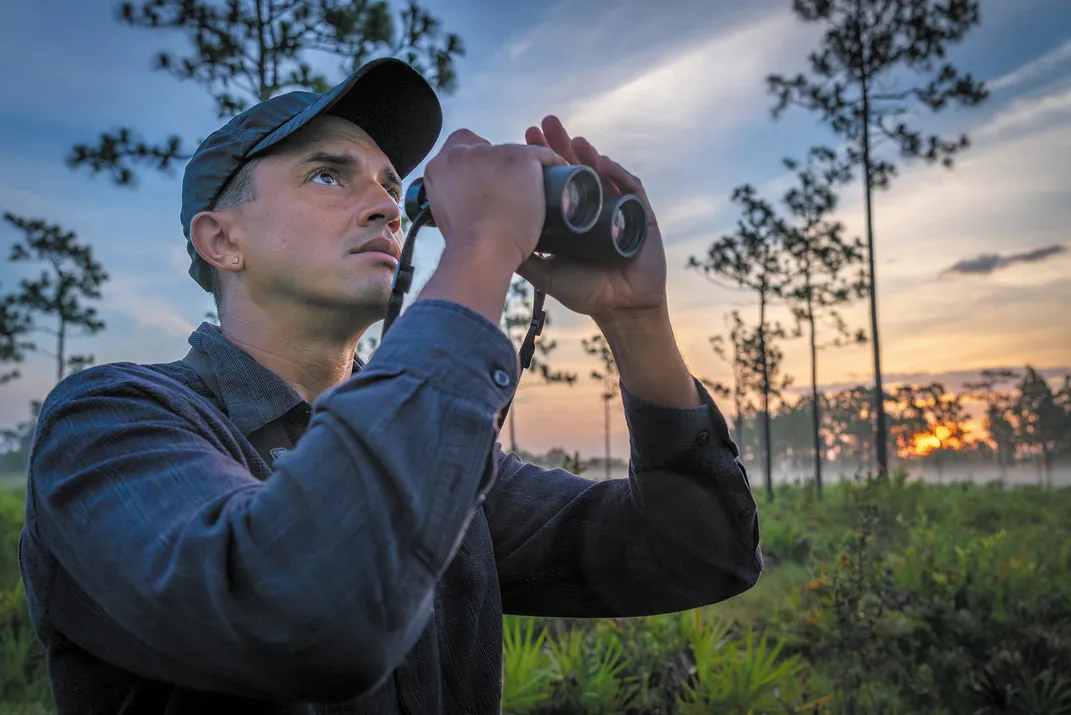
[
  {"x1": 737, "y1": 417, "x2": 746, "y2": 464},
  {"x1": 1043, "y1": 443, "x2": 1052, "y2": 488},
  {"x1": 858, "y1": 20, "x2": 890, "y2": 478},
  {"x1": 759, "y1": 290, "x2": 773, "y2": 502},
  {"x1": 807, "y1": 283, "x2": 823, "y2": 500},
  {"x1": 604, "y1": 393, "x2": 611, "y2": 481},
  {"x1": 57, "y1": 316, "x2": 66, "y2": 384},
  {"x1": 809, "y1": 320, "x2": 823, "y2": 498},
  {"x1": 733, "y1": 344, "x2": 746, "y2": 461}
]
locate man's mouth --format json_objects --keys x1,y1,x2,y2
[{"x1": 349, "y1": 236, "x2": 401, "y2": 261}]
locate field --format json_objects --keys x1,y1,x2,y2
[{"x1": 0, "y1": 471, "x2": 1068, "y2": 714}]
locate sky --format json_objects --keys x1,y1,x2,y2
[{"x1": 1, "y1": 0, "x2": 1070, "y2": 459}]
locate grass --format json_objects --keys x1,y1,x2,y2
[
  {"x1": 0, "y1": 470, "x2": 1068, "y2": 713},
  {"x1": 0, "y1": 475, "x2": 24, "y2": 492}
]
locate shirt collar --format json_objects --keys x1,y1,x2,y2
[{"x1": 187, "y1": 321, "x2": 365, "y2": 436}]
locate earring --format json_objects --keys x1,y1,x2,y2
[{"x1": 231, "y1": 257, "x2": 240, "y2": 265}]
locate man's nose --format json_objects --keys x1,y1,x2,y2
[{"x1": 359, "y1": 187, "x2": 402, "y2": 232}]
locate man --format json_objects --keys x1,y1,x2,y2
[{"x1": 19, "y1": 58, "x2": 762, "y2": 714}]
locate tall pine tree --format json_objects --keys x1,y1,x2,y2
[
  {"x1": 766, "y1": 0, "x2": 989, "y2": 474},
  {"x1": 3, "y1": 213, "x2": 109, "y2": 385},
  {"x1": 780, "y1": 146, "x2": 868, "y2": 498},
  {"x1": 688, "y1": 185, "x2": 796, "y2": 501}
]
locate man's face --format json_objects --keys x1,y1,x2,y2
[{"x1": 226, "y1": 115, "x2": 405, "y2": 317}]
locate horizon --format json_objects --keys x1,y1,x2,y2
[{"x1": 2, "y1": 0, "x2": 1070, "y2": 460}]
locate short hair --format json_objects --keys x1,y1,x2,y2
[{"x1": 207, "y1": 157, "x2": 261, "y2": 312}]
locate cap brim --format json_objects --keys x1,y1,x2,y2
[{"x1": 248, "y1": 58, "x2": 442, "y2": 179}]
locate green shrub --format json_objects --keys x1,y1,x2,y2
[
  {"x1": 0, "y1": 475, "x2": 1067, "y2": 714},
  {"x1": 0, "y1": 488, "x2": 53, "y2": 711}
]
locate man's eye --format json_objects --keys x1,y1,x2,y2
[{"x1": 311, "y1": 169, "x2": 339, "y2": 186}]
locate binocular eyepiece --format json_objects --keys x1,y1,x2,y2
[{"x1": 404, "y1": 165, "x2": 647, "y2": 263}]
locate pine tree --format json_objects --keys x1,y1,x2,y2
[{"x1": 766, "y1": 0, "x2": 989, "y2": 474}]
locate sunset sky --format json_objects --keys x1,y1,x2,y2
[{"x1": 1, "y1": 0, "x2": 1069, "y2": 458}]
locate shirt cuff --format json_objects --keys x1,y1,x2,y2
[
  {"x1": 363, "y1": 298, "x2": 520, "y2": 409},
  {"x1": 621, "y1": 376, "x2": 740, "y2": 474}
]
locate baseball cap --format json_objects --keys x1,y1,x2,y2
[{"x1": 181, "y1": 57, "x2": 443, "y2": 293}]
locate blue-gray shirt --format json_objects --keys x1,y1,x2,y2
[{"x1": 19, "y1": 298, "x2": 762, "y2": 714}]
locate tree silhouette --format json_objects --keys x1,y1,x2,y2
[
  {"x1": 965, "y1": 368, "x2": 1020, "y2": 475},
  {"x1": 1013, "y1": 367, "x2": 1070, "y2": 486},
  {"x1": 688, "y1": 185, "x2": 796, "y2": 501},
  {"x1": 562, "y1": 451, "x2": 587, "y2": 476},
  {"x1": 887, "y1": 385, "x2": 931, "y2": 459},
  {"x1": 822, "y1": 385, "x2": 877, "y2": 470},
  {"x1": 0, "y1": 400, "x2": 43, "y2": 476},
  {"x1": 781, "y1": 146, "x2": 869, "y2": 498},
  {"x1": 772, "y1": 396, "x2": 817, "y2": 473},
  {"x1": 3, "y1": 213, "x2": 109, "y2": 385},
  {"x1": 501, "y1": 277, "x2": 577, "y2": 453},
  {"x1": 68, "y1": 0, "x2": 466, "y2": 186},
  {"x1": 0, "y1": 289, "x2": 34, "y2": 386},
  {"x1": 923, "y1": 385, "x2": 967, "y2": 479},
  {"x1": 582, "y1": 333, "x2": 618, "y2": 481},
  {"x1": 708, "y1": 309, "x2": 793, "y2": 474},
  {"x1": 766, "y1": 0, "x2": 990, "y2": 476},
  {"x1": 890, "y1": 383, "x2": 967, "y2": 479}
]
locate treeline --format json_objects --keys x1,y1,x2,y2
[{"x1": 721, "y1": 365, "x2": 1070, "y2": 485}]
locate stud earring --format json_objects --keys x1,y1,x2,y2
[{"x1": 231, "y1": 257, "x2": 240, "y2": 265}]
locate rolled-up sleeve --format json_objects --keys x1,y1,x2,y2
[
  {"x1": 485, "y1": 377, "x2": 762, "y2": 618},
  {"x1": 25, "y1": 299, "x2": 517, "y2": 703}
]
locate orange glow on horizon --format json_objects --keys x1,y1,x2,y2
[{"x1": 900, "y1": 418, "x2": 988, "y2": 458}]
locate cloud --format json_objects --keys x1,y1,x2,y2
[
  {"x1": 941, "y1": 245, "x2": 1068, "y2": 276},
  {"x1": 656, "y1": 195, "x2": 727, "y2": 241},
  {"x1": 436, "y1": 1, "x2": 815, "y2": 162},
  {"x1": 559, "y1": 11, "x2": 805, "y2": 160},
  {"x1": 973, "y1": 85, "x2": 1071, "y2": 144},
  {"x1": 988, "y1": 39, "x2": 1071, "y2": 92}
]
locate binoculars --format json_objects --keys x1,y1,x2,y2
[{"x1": 403, "y1": 165, "x2": 648, "y2": 262}]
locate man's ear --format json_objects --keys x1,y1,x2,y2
[{"x1": 190, "y1": 210, "x2": 243, "y2": 275}]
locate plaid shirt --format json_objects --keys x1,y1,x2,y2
[{"x1": 20, "y1": 298, "x2": 762, "y2": 714}]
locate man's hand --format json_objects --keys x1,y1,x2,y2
[
  {"x1": 520, "y1": 116, "x2": 701, "y2": 409},
  {"x1": 516, "y1": 116, "x2": 668, "y2": 325},
  {"x1": 423, "y1": 128, "x2": 567, "y2": 273},
  {"x1": 417, "y1": 128, "x2": 567, "y2": 325}
]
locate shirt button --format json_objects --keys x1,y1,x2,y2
[
  {"x1": 696, "y1": 430, "x2": 711, "y2": 445},
  {"x1": 493, "y1": 369, "x2": 511, "y2": 388}
]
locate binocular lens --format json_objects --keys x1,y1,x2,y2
[
  {"x1": 559, "y1": 169, "x2": 602, "y2": 232},
  {"x1": 404, "y1": 164, "x2": 646, "y2": 264},
  {"x1": 610, "y1": 196, "x2": 646, "y2": 257},
  {"x1": 562, "y1": 181, "x2": 580, "y2": 225}
]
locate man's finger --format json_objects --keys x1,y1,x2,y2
[
  {"x1": 521, "y1": 144, "x2": 570, "y2": 168},
  {"x1": 569, "y1": 137, "x2": 622, "y2": 196},
  {"x1": 525, "y1": 127, "x2": 548, "y2": 148},
  {"x1": 541, "y1": 116, "x2": 580, "y2": 165},
  {"x1": 572, "y1": 137, "x2": 600, "y2": 166},
  {"x1": 442, "y1": 128, "x2": 490, "y2": 150},
  {"x1": 595, "y1": 151, "x2": 644, "y2": 196}
]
